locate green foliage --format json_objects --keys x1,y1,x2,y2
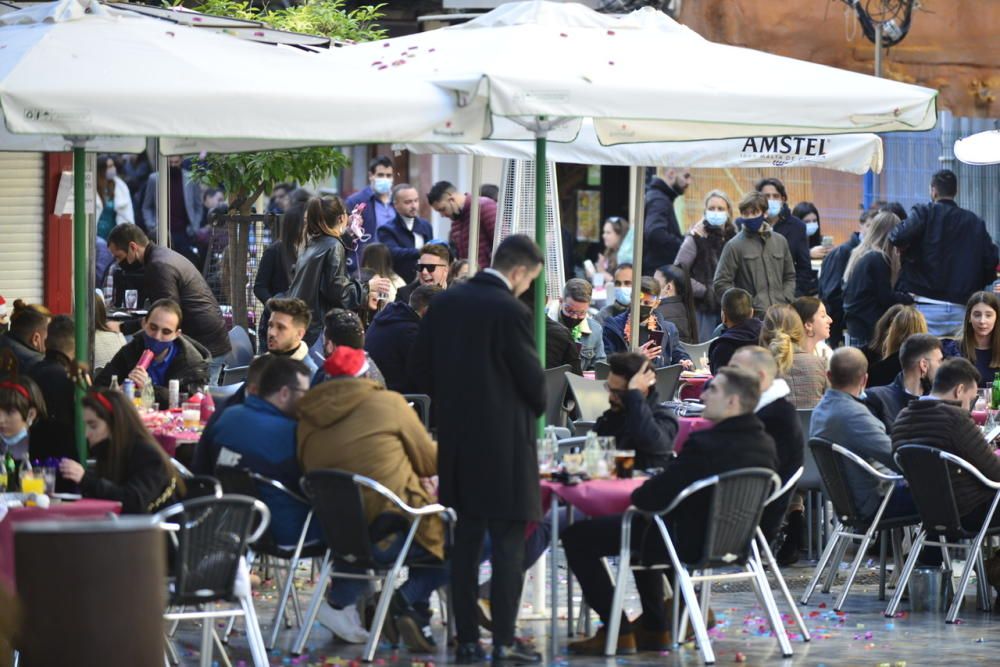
[{"x1": 174, "y1": 0, "x2": 386, "y2": 210}]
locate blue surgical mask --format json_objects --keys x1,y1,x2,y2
[
  {"x1": 705, "y1": 210, "x2": 727, "y2": 227},
  {"x1": 739, "y1": 215, "x2": 766, "y2": 233},
  {"x1": 373, "y1": 177, "x2": 393, "y2": 195},
  {"x1": 0, "y1": 428, "x2": 28, "y2": 449},
  {"x1": 767, "y1": 199, "x2": 783, "y2": 218},
  {"x1": 805, "y1": 222, "x2": 819, "y2": 237},
  {"x1": 143, "y1": 334, "x2": 174, "y2": 357},
  {"x1": 615, "y1": 287, "x2": 630, "y2": 306}
]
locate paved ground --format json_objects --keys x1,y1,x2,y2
[{"x1": 169, "y1": 559, "x2": 1000, "y2": 666}]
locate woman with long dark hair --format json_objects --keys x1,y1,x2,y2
[
  {"x1": 255, "y1": 196, "x2": 309, "y2": 343},
  {"x1": 653, "y1": 264, "x2": 698, "y2": 344},
  {"x1": 287, "y1": 196, "x2": 386, "y2": 345},
  {"x1": 943, "y1": 291, "x2": 1000, "y2": 387},
  {"x1": 586, "y1": 217, "x2": 628, "y2": 285},
  {"x1": 58, "y1": 389, "x2": 181, "y2": 514}
]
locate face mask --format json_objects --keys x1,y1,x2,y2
[
  {"x1": 559, "y1": 313, "x2": 584, "y2": 329},
  {"x1": 639, "y1": 305, "x2": 655, "y2": 321},
  {"x1": 614, "y1": 288, "x2": 630, "y2": 306},
  {"x1": 0, "y1": 428, "x2": 28, "y2": 449},
  {"x1": 739, "y1": 215, "x2": 765, "y2": 233},
  {"x1": 372, "y1": 177, "x2": 392, "y2": 195},
  {"x1": 767, "y1": 199, "x2": 783, "y2": 218},
  {"x1": 106, "y1": 168, "x2": 117, "y2": 180},
  {"x1": 705, "y1": 210, "x2": 727, "y2": 227},
  {"x1": 805, "y1": 222, "x2": 819, "y2": 237},
  {"x1": 143, "y1": 333, "x2": 174, "y2": 356}
]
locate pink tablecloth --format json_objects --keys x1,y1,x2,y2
[
  {"x1": 540, "y1": 478, "x2": 645, "y2": 517},
  {"x1": 0, "y1": 498, "x2": 121, "y2": 592},
  {"x1": 678, "y1": 374, "x2": 711, "y2": 401},
  {"x1": 675, "y1": 416, "x2": 713, "y2": 453},
  {"x1": 141, "y1": 411, "x2": 201, "y2": 457}
]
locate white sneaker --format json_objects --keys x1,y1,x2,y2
[{"x1": 316, "y1": 602, "x2": 370, "y2": 644}]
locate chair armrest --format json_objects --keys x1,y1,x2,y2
[
  {"x1": 247, "y1": 499, "x2": 272, "y2": 544},
  {"x1": 939, "y1": 450, "x2": 1000, "y2": 491},
  {"x1": 831, "y1": 443, "x2": 902, "y2": 482},
  {"x1": 766, "y1": 467, "x2": 804, "y2": 506},
  {"x1": 352, "y1": 474, "x2": 455, "y2": 520},
  {"x1": 248, "y1": 471, "x2": 308, "y2": 505}
]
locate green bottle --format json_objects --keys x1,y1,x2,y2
[
  {"x1": 992, "y1": 376, "x2": 1000, "y2": 410},
  {"x1": 4, "y1": 454, "x2": 17, "y2": 493}
]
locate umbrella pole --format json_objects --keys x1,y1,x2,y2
[
  {"x1": 72, "y1": 146, "x2": 88, "y2": 464},
  {"x1": 535, "y1": 131, "x2": 548, "y2": 437},
  {"x1": 628, "y1": 166, "x2": 646, "y2": 350},
  {"x1": 468, "y1": 156, "x2": 483, "y2": 273}
]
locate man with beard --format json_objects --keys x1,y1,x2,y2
[
  {"x1": 263, "y1": 297, "x2": 317, "y2": 374},
  {"x1": 643, "y1": 167, "x2": 691, "y2": 273},
  {"x1": 427, "y1": 181, "x2": 497, "y2": 271},
  {"x1": 867, "y1": 333, "x2": 943, "y2": 423}
]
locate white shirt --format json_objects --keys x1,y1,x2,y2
[
  {"x1": 483, "y1": 268, "x2": 512, "y2": 291},
  {"x1": 403, "y1": 216, "x2": 425, "y2": 250}
]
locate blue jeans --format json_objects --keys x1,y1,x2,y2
[
  {"x1": 326, "y1": 535, "x2": 448, "y2": 609},
  {"x1": 914, "y1": 301, "x2": 964, "y2": 338},
  {"x1": 208, "y1": 355, "x2": 227, "y2": 386}
]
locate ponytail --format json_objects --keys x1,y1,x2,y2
[{"x1": 304, "y1": 196, "x2": 347, "y2": 238}]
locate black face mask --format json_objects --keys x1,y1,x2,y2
[
  {"x1": 559, "y1": 314, "x2": 584, "y2": 329},
  {"x1": 639, "y1": 306, "x2": 654, "y2": 321}
]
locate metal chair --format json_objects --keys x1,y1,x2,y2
[
  {"x1": 220, "y1": 365, "x2": 249, "y2": 386},
  {"x1": 209, "y1": 383, "x2": 241, "y2": 405},
  {"x1": 291, "y1": 470, "x2": 455, "y2": 662},
  {"x1": 169, "y1": 458, "x2": 222, "y2": 499},
  {"x1": 158, "y1": 495, "x2": 271, "y2": 667},
  {"x1": 571, "y1": 419, "x2": 597, "y2": 436},
  {"x1": 755, "y1": 467, "x2": 810, "y2": 642},
  {"x1": 796, "y1": 409, "x2": 826, "y2": 559},
  {"x1": 226, "y1": 326, "x2": 255, "y2": 366},
  {"x1": 655, "y1": 363, "x2": 683, "y2": 401},
  {"x1": 402, "y1": 393, "x2": 432, "y2": 430},
  {"x1": 800, "y1": 438, "x2": 920, "y2": 611},
  {"x1": 213, "y1": 466, "x2": 326, "y2": 649},
  {"x1": 604, "y1": 467, "x2": 789, "y2": 664},
  {"x1": 564, "y1": 372, "x2": 610, "y2": 422},
  {"x1": 543, "y1": 364, "x2": 572, "y2": 427},
  {"x1": 886, "y1": 445, "x2": 1000, "y2": 622},
  {"x1": 678, "y1": 337, "x2": 716, "y2": 363}
]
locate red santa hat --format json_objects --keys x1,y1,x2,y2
[{"x1": 323, "y1": 346, "x2": 369, "y2": 378}]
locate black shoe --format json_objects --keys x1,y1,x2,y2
[
  {"x1": 364, "y1": 594, "x2": 400, "y2": 646},
  {"x1": 776, "y1": 510, "x2": 804, "y2": 566},
  {"x1": 394, "y1": 598, "x2": 437, "y2": 653},
  {"x1": 492, "y1": 641, "x2": 542, "y2": 664},
  {"x1": 455, "y1": 641, "x2": 487, "y2": 664}
]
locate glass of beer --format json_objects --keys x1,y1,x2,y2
[
  {"x1": 536, "y1": 437, "x2": 556, "y2": 478},
  {"x1": 614, "y1": 450, "x2": 636, "y2": 479},
  {"x1": 182, "y1": 401, "x2": 201, "y2": 429}
]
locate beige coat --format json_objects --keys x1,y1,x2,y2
[{"x1": 296, "y1": 378, "x2": 444, "y2": 559}]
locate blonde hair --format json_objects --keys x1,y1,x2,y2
[
  {"x1": 882, "y1": 306, "x2": 927, "y2": 359},
  {"x1": 843, "y1": 211, "x2": 901, "y2": 285},
  {"x1": 759, "y1": 304, "x2": 806, "y2": 375}
]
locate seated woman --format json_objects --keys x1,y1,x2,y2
[
  {"x1": 652, "y1": 264, "x2": 699, "y2": 344},
  {"x1": 58, "y1": 389, "x2": 180, "y2": 514},
  {"x1": 760, "y1": 304, "x2": 828, "y2": 409},
  {"x1": 867, "y1": 306, "x2": 927, "y2": 388},
  {"x1": 942, "y1": 291, "x2": 1000, "y2": 388},
  {"x1": 792, "y1": 296, "x2": 834, "y2": 367},
  {"x1": 0, "y1": 375, "x2": 47, "y2": 461},
  {"x1": 603, "y1": 277, "x2": 692, "y2": 370}
]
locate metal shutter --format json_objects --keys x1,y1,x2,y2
[{"x1": 0, "y1": 152, "x2": 44, "y2": 305}]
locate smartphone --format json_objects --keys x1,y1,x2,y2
[
  {"x1": 822, "y1": 235, "x2": 834, "y2": 249},
  {"x1": 648, "y1": 329, "x2": 664, "y2": 347}
]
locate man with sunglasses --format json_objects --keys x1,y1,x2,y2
[
  {"x1": 595, "y1": 352, "x2": 678, "y2": 471},
  {"x1": 396, "y1": 244, "x2": 452, "y2": 305}
]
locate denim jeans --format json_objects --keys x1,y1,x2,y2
[
  {"x1": 326, "y1": 535, "x2": 448, "y2": 609},
  {"x1": 914, "y1": 300, "x2": 964, "y2": 338},
  {"x1": 208, "y1": 355, "x2": 227, "y2": 386}
]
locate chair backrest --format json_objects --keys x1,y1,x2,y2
[
  {"x1": 209, "y1": 383, "x2": 241, "y2": 405},
  {"x1": 796, "y1": 409, "x2": 822, "y2": 490},
  {"x1": 594, "y1": 361, "x2": 611, "y2": 380},
  {"x1": 226, "y1": 326, "x2": 254, "y2": 367},
  {"x1": 301, "y1": 469, "x2": 379, "y2": 569},
  {"x1": 679, "y1": 338, "x2": 716, "y2": 362},
  {"x1": 213, "y1": 466, "x2": 286, "y2": 554},
  {"x1": 894, "y1": 444, "x2": 967, "y2": 535},
  {"x1": 402, "y1": 393, "x2": 432, "y2": 430},
  {"x1": 156, "y1": 495, "x2": 267, "y2": 606},
  {"x1": 655, "y1": 364, "x2": 684, "y2": 401},
  {"x1": 572, "y1": 420, "x2": 596, "y2": 436},
  {"x1": 808, "y1": 437, "x2": 871, "y2": 524},
  {"x1": 220, "y1": 365, "x2": 249, "y2": 386},
  {"x1": 543, "y1": 365, "x2": 572, "y2": 427},
  {"x1": 665, "y1": 467, "x2": 779, "y2": 569},
  {"x1": 565, "y1": 372, "x2": 610, "y2": 422}
]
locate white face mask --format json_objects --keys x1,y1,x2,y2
[
  {"x1": 704, "y1": 210, "x2": 727, "y2": 227},
  {"x1": 805, "y1": 222, "x2": 819, "y2": 237},
  {"x1": 767, "y1": 199, "x2": 783, "y2": 217}
]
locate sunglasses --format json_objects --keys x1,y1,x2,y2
[{"x1": 417, "y1": 263, "x2": 448, "y2": 273}]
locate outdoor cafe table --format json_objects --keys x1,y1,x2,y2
[
  {"x1": 0, "y1": 498, "x2": 121, "y2": 592},
  {"x1": 140, "y1": 410, "x2": 201, "y2": 457},
  {"x1": 679, "y1": 372, "x2": 712, "y2": 401}
]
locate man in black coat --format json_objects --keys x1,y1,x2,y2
[
  {"x1": 890, "y1": 169, "x2": 999, "y2": 337},
  {"x1": 0, "y1": 302, "x2": 49, "y2": 375},
  {"x1": 595, "y1": 352, "x2": 677, "y2": 471},
  {"x1": 642, "y1": 168, "x2": 691, "y2": 274},
  {"x1": 708, "y1": 288, "x2": 762, "y2": 373},
  {"x1": 729, "y1": 346, "x2": 804, "y2": 543},
  {"x1": 26, "y1": 315, "x2": 78, "y2": 464},
  {"x1": 519, "y1": 283, "x2": 582, "y2": 375},
  {"x1": 95, "y1": 299, "x2": 210, "y2": 409},
  {"x1": 106, "y1": 224, "x2": 231, "y2": 370},
  {"x1": 377, "y1": 184, "x2": 435, "y2": 284},
  {"x1": 562, "y1": 366, "x2": 778, "y2": 655},
  {"x1": 867, "y1": 333, "x2": 942, "y2": 424},
  {"x1": 365, "y1": 284, "x2": 441, "y2": 392},
  {"x1": 409, "y1": 235, "x2": 546, "y2": 664},
  {"x1": 758, "y1": 177, "x2": 816, "y2": 297}
]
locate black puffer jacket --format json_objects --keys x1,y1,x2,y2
[
  {"x1": 0, "y1": 332, "x2": 43, "y2": 373},
  {"x1": 642, "y1": 178, "x2": 684, "y2": 273},
  {"x1": 287, "y1": 235, "x2": 367, "y2": 345}
]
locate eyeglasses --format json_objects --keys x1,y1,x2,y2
[
  {"x1": 561, "y1": 306, "x2": 589, "y2": 319},
  {"x1": 603, "y1": 381, "x2": 628, "y2": 398},
  {"x1": 417, "y1": 263, "x2": 448, "y2": 273}
]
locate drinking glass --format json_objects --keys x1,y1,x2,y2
[
  {"x1": 536, "y1": 437, "x2": 556, "y2": 477},
  {"x1": 182, "y1": 401, "x2": 201, "y2": 429},
  {"x1": 613, "y1": 450, "x2": 636, "y2": 479},
  {"x1": 39, "y1": 466, "x2": 57, "y2": 495}
]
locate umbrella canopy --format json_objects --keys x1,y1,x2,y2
[
  {"x1": 954, "y1": 129, "x2": 1000, "y2": 166},
  {"x1": 399, "y1": 119, "x2": 884, "y2": 174},
  {"x1": 344, "y1": 0, "x2": 937, "y2": 144},
  {"x1": 0, "y1": 0, "x2": 478, "y2": 145}
]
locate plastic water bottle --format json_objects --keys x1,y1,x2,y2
[
  {"x1": 583, "y1": 431, "x2": 603, "y2": 477},
  {"x1": 122, "y1": 379, "x2": 135, "y2": 405}
]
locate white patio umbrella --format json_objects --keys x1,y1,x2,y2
[
  {"x1": 338, "y1": 0, "x2": 935, "y2": 366},
  {"x1": 954, "y1": 129, "x2": 1000, "y2": 166},
  {"x1": 0, "y1": 0, "x2": 475, "y2": 468}
]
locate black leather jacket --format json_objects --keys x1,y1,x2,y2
[{"x1": 287, "y1": 234, "x2": 366, "y2": 344}]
